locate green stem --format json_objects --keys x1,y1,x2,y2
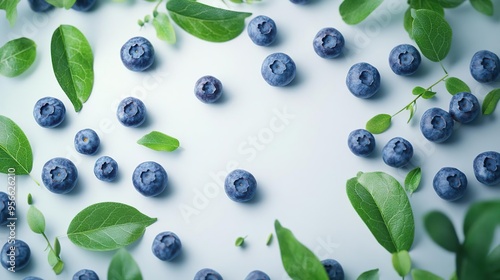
[
  {"x1": 42, "y1": 232, "x2": 56, "y2": 254},
  {"x1": 153, "y1": 0, "x2": 164, "y2": 14}
]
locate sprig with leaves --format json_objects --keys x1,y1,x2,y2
[{"x1": 26, "y1": 194, "x2": 64, "y2": 275}]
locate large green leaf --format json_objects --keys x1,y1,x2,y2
[
  {"x1": 412, "y1": 9, "x2": 452, "y2": 62},
  {"x1": 424, "y1": 211, "x2": 460, "y2": 252},
  {"x1": 339, "y1": 0, "x2": 384, "y2": 25},
  {"x1": 346, "y1": 172, "x2": 415, "y2": 253},
  {"x1": 166, "y1": 0, "x2": 251, "y2": 42},
  {"x1": 470, "y1": 0, "x2": 494, "y2": 16},
  {"x1": 0, "y1": 115, "x2": 33, "y2": 175},
  {"x1": 0, "y1": 37, "x2": 36, "y2": 77}
]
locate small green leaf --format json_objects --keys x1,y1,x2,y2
[
  {"x1": 424, "y1": 211, "x2": 460, "y2": 252},
  {"x1": 266, "y1": 233, "x2": 273, "y2": 246},
  {"x1": 445, "y1": 77, "x2": 471, "y2": 95},
  {"x1": 166, "y1": 0, "x2": 252, "y2": 42},
  {"x1": 392, "y1": 250, "x2": 412, "y2": 277},
  {"x1": 366, "y1": 114, "x2": 391, "y2": 134},
  {"x1": 412, "y1": 86, "x2": 426, "y2": 96},
  {"x1": 438, "y1": 0, "x2": 465, "y2": 8},
  {"x1": 482, "y1": 88, "x2": 500, "y2": 115},
  {"x1": 357, "y1": 268, "x2": 379, "y2": 280},
  {"x1": 152, "y1": 12, "x2": 176, "y2": 44},
  {"x1": 0, "y1": 37, "x2": 37, "y2": 77},
  {"x1": 411, "y1": 269, "x2": 444, "y2": 280},
  {"x1": 421, "y1": 90, "x2": 437, "y2": 99},
  {"x1": 54, "y1": 237, "x2": 61, "y2": 256},
  {"x1": 47, "y1": 249, "x2": 64, "y2": 275},
  {"x1": 412, "y1": 9, "x2": 452, "y2": 62},
  {"x1": 235, "y1": 236, "x2": 246, "y2": 247},
  {"x1": 274, "y1": 220, "x2": 329, "y2": 280},
  {"x1": 27, "y1": 193, "x2": 33, "y2": 205},
  {"x1": 0, "y1": 0, "x2": 20, "y2": 26},
  {"x1": 404, "y1": 167, "x2": 421, "y2": 195},
  {"x1": 27, "y1": 205, "x2": 46, "y2": 234},
  {"x1": 137, "y1": 131, "x2": 180, "y2": 152},
  {"x1": 67, "y1": 202, "x2": 157, "y2": 251},
  {"x1": 410, "y1": 0, "x2": 445, "y2": 16},
  {"x1": 406, "y1": 102, "x2": 416, "y2": 123},
  {"x1": 108, "y1": 248, "x2": 143, "y2": 280},
  {"x1": 404, "y1": 8, "x2": 414, "y2": 38},
  {"x1": 339, "y1": 0, "x2": 384, "y2": 25},
  {"x1": 45, "y1": 0, "x2": 76, "y2": 9},
  {"x1": 470, "y1": 0, "x2": 494, "y2": 16},
  {"x1": 51, "y1": 25, "x2": 94, "y2": 112},
  {"x1": 52, "y1": 260, "x2": 64, "y2": 275},
  {"x1": 0, "y1": 115, "x2": 34, "y2": 175},
  {"x1": 346, "y1": 172, "x2": 415, "y2": 253}
]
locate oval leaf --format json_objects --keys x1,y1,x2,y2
[
  {"x1": 392, "y1": 250, "x2": 412, "y2": 277},
  {"x1": 0, "y1": 37, "x2": 37, "y2": 77},
  {"x1": 137, "y1": 131, "x2": 179, "y2": 152},
  {"x1": 166, "y1": 0, "x2": 252, "y2": 42},
  {"x1": 339, "y1": 0, "x2": 384, "y2": 25},
  {"x1": 445, "y1": 77, "x2": 471, "y2": 95},
  {"x1": 0, "y1": 0, "x2": 20, "y2": 26},
  {"x1": 424, "y1": 211, "x2": 460, "y2": 252},
  {"x1": 67, "y1": 202, "x2": 157, "y2": 251},
  {"x1": 51, "y1": 25, "x2": 94, "y2": 112},
  {"x1": 404, "y1": 167, "x2": 421, "y2": 195},
  {"x1": 421, "y1": 90, "x2": 437, "y2": 99},
  {"x1": 412, "y1": 9, "x2": 452, "y2": 62},
  {"x1": 410, "y1": 0, "x2": 444, "y2": 16},
  {"x1": 463, "y1": 201, "x2": 500, "y2": 263},
  {"x1": 45, "y1": 0, "x2": 76, "y2": 9},
  {"x1": 266, "y1": 233, "x2": 273, "y2": 246},
  {"x1": 152, "y1": 12, "x2": 176, "y2": 44},
  {"x1": 0, "y1": 115, "x2": 34, "y2": 175},
  {"x1": 357, "y1": 268, "x2": 379, "y2": 280},
  {"x1": 108, "y1": 248, "x2": 143, "y2": 280},
  {"x1": 366, "y1": 114, "x2": 391, "y2": 134},
  {"x1": 412, "y1": 86, "x2": 426, "y2": 96},
  {"x1": 470, "y1": 0, "x2": 494, "y2": 16},
  {"x1": 274, "y1": 220, "x2": 329, "y2": 280},
  {"x1": 235, "y1": 236, "x2": 245, "y2": 247},
  {"x1": 27, "y1": 205, "x2": 46, "y2": 234},
  {"x1": 482, "y1": 88, "x2": 500, "y2": 115},
  {"x1": 411, "y1": 269, "x2": 444, "y2": 280},
  {"x1": 346, "y1": 172, "x2": 415, "y2": 253},
  {"x1": 439, "y1": 0, "x2": 465, "y2": 8}
]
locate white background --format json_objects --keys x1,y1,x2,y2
[{"x1": 1, "y1": 0, "x2": 500, "y2": 279}]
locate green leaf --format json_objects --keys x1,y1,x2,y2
[
  {"x1": 422, "y1": 90, "x2": 437, "y2": 99},
  {"x1": 137, "y1": 131, "x2": 180, "y2": 152},
  {"x1": 463, "y1": 202, "x2": 500, "y2": 263},
  {"x1": 404, "y1": 167, "x2": 421, "y2": 195},
  {"x1": 54, "y1": 237, "x2": 61, "y2": 256},
  {"x1": 463, "y1": 200, "x2": 500, "y2": 235},
  {"x1": 410, "y1": 0, "x2": 445, "y2": 16},
  {"x1": 445, "y1": 77, "x2": 471, "y2": 95},
  {"x1": 482, "y1": 88, "x2": 500, "y2": 115},
  {"x1": 470, "y1": 0, "x2": 494, "y2": 16},
  {"x1": 406, "y1": 102, "x2": 416, "y2": 123},
  {"x1": 266, "y1": 233, "x2": 273, "y2": 246},
  {"x1": 424, "y1": 211, "x2": 460, "y2": 252},
  {"x1": 51, "y1": 25, "x2": 94, "y2": 112},
  {"x1": 274, "y1": 220, "x2": 329, "y2": 280},
  {"x1": 27, "y1": 205, "x2": 46, "y2": 234},
  {"x1": 166, "y1": 0, "x2": 252, "y2": 42},
  {"x1": 45, "y1": 0, "x2": 76, "y2": 9},
  {"x1": 346, "y1": 172, "x2": 415, "y2": 253},
  {"x1": 152, "y1": 12, "x2": 176, "y2": 44},
  {"x1": 0, "y1": 37, "x2": 37, "y2": 77},
  {"x1": 438, "y1": 0, "x2": 465, "y2": 8},
  {"x1": 366, "y1": 114, "x2": 391, "y2": 134},
  {"x1": 27, "y1": 193, "x2": 33, "y2": 205},
  {"x1": 67, "y1": 202, "x2": 157, "y2": 251},
  {"x1": 392, "y1": 250, "x2": 412, "y2": 277},
  {"x1": 108, "y1": 248, "x2": 143, "y2": 280},
  {"x1": 412, "y1": 9, "x2": 452, "y2": 62},
  {"x1": 404, "y1": 8, "x2": 414, "y2": 38},
  {"x1": 52, "y1": 260, "x2": 64, "y2": 275},
  {"x1": 0, "y1": 115, "x2": 34, "y2": 175},
  {"x1": 486, "y1": 244, "x2": 500, "y2": 277},
  {"x1": 0, "y1": 0, "x2": 20, "y2": 26},
  {"x1": 411, "y1": 269, "x2": 444, "y2": 280},
  {"x1": 339, "y1": 0, "x2": 384, "y2": 25},
  {"x1": 412, "y1": 86, "x2": 426, "y2": 96},
  {"x1": 47, "y1": 249, "x2": 64, "y2": 275},
  {"x1": 357, "y1": 268, "x2": 379, "y2": 280},
  {"x1": 235, "y1": 236, "x2": 246, "y2": 247}
]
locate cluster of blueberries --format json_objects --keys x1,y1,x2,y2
[{"x1": 348, "y1": 46, "x2": 500, "y2": 202}]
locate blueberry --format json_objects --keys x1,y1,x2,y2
[
  {"x1": 347, "y1": 129, "x2": 375, "y2": 157},
  {"x1": 247, "y1": 15, "x2": 277, "y2": 46},
  {"x1": 346, "y1": 62, "x2": 381, "y2": 98},
  {"x1": 245, "y1": 270, "x2": 270, "y2": 280},
  {"x1": 224, "y1": 169, "x2": 257, "y2": 202},
  {"x1": 74, "y1": 128, "x2": 100, "y2": 155},
  {"x1": 321, "y1": 259, "x2": 345, "y2": 280},
  {"x1": 33, "y1": 97, "x2": 66, "y2": 128},
  {"x1": 132, "y1": 161, "x2": 168, "y2": 197},
  {"x1": 0, "y1": 192, "x2": 9, "y2": 226},
  {"x1": 388, "y1": 44, "x2": 421, "y2": 76},
  {"x1": 73, "y1": 269, "x2": 99, "y2": 280},
  {"x1": 382, "y1": 137, "x2": 413, "y2": 168},
  {"x1": 194, "y1": 268, "x2": 223, "y2": 280},
  {"x1": 433, "y1": 167, "x2": 467, "y2": 201},
  {"x1": 41, "y1": 157, "x2": 78, "y2": 194},
  {"x1": 449, "y1": 92, "x2": 480, "y2": 124},
  {"x1": 94, "y1": 156, "x2": 118, "y2": 182},
  {"x1": 1, "y1": 240, "x2": 31, "y2": 271},
  {"x1": 289, "y1": 0, "x2": 309, "y2": 4},
  {"x1": 194, "y1": 76, "x2": 223, "y2": 103},
  {"x1": 261, "y1": 52, "x2": 296, "y2": 87},
  {"x1": 120, "y1": 37, "x2": 155, "y2": 72},
  {"x1": 152, "y1": 231, "x2": 182, "y2": 261},
  {"x1": 23, "y1": 277, "x2": 44, "y2": 280},
  {"x1": 470, "y1": 50, "x2": 500, "y2": 83},
  {"x1": 116, "y1": 97, "x2": 147, "y2": 127},
  {"x1": 28, "y1": 0, "x2": 54, "y2": 12},
  {"x1": 71, "y1": 0, "x2": 97, "y2": 11},
  {"x1": 420, "y1": 108, "x2": 454, "y2": 143},
  {"x1": 473, "y1": 151, "x2": 500, "y2": 186},
  {"x1": 313, "y1": 27, "x2": 345, "y2": 59}
]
